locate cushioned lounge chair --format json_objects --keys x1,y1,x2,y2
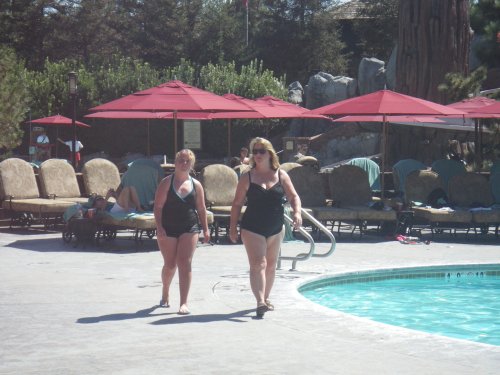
[
  {"x1": 38, "y1": 159, "x2": 89, "y2": 204},
  {"x1": 327, "y1": 165, "x2": 397, "y2": 235},
  {"x1": 392, "y1": 159, "x2": 426, "y2": 198},
  {"x1": 81, "y1": 158, "x2": 121, "y2": 197},
  {"x1": 346, "y1": 157, "x2": 381, "y2": 191},
  {"x1": 0, "y1": 158, "x2": 75, "y2": 228},
  {"x1": 449, "y1": 172, "x2": 499, "y2": 236},
  {"x1": 431, "y1": 159, "x2": 467, "y2": 195},
  {"x1": 407, "y1": 171, "x2": 499, "y2": 237},
  {"x1": 199, "y1": 164, "x2": 241, "y2": 241},
  {"x1": 286, "y1": 163, "x2": 379, "y2": 237}
]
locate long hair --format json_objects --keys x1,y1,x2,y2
[{"x1": 248, "y1": 137, "x2": 280, "y2": 171}]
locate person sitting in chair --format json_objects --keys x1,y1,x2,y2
[{"x1": 92, "y1": 185, "x2": 143, "y2": 214}]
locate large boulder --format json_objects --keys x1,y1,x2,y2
[
  {"x1": 288, "y1": 81, "x2": 304, "y2": 105},
  {"x1": 305, "y1": 72, "x2": 357, "y2": 110},
  {"x1": 358, "y1": 57, "x2": 386, "y2": 95}
]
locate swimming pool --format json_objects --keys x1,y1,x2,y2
[{"x1": 299, "y1": 264, "x2": 500, "y2": 346}]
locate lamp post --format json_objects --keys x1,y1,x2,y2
[{"x1": 68, "y1": 71, "x2": 78, "y2": 169}]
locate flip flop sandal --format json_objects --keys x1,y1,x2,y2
[
  {"x1": 256, "y1": 304, "x2": 269, "y2": 319},
  {"x1": 159, "y1": 299, "x2": 170, "y2": 308},
  {"x1": 265, "y1": 299, "x2": 275, "y2": 311}
]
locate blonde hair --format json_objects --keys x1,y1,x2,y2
[
  {"x1": 175, "y1": 149, "x2": 196, "y2": 167},
  {"x1": 249, "y1": 137, "x2": 280, "y2": 170}
]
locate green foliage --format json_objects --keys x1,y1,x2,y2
[
  {"x1": 470, "y1": 0, "x2": 500, "y2": 68},
  {"x1": 200, "y1": 59, "x2": 286, "y2": 99},
  {"x1": 438, "y1": 66, "x2": 488, "y2": 102},
  {"x1": 0, "y1": 46, "x2": 29, "y2": 151}
]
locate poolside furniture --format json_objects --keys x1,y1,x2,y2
[
  {"x1": 406, "y1": 170, "x2": 499, "y2": 237},
  {"x1": 199, "y1": 164, "x2": 241, "y2": 241},
  {"x1": 431, "y1": 159, "x2": 466, "y2": 195},
  {"x1": 286, "y1": 163, "x2": 396, "y2": 237},
  {"x1": 38, "y1": 159, "x2": 89, "y2": 204},
  {"x1": 392, "y1": 159, "x2": 426, "y2": 198},
  {"x1": 81, "y1": 158, "x2": 121, "y2": 197},
  {"x1": 346, "y1": 157, "x2": 381, "y2": 191},
  {"x1": 0, "y1": 158, "x2": 75, "y2": 228}
]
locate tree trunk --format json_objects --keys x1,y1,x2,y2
[{"x1": 396, "y1": 0, "x2": 470, "y2": 103}]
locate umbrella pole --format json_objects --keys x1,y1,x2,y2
[
  {"x1": 381, "y1": 116, "x2": 387, "y2": 199},
  {"x1": 56, "y1": 127, "x2": 59, "y2": 158},
  {"x1": 227, "y1": 119, "x2": 231, "y2": 158},
  {"x1": 474, "y1": 118, "x2": 479, "y2": 168},
  {"x1": 174, "y1": 111, "x2": 178, "y2": 154},
  {"x1": 147, "y1": 119, "x2": 151, "y2": 157}
]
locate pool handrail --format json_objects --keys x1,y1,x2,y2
[{"x1": 279, "y1": 208, "x2": 336, "y2": 271}]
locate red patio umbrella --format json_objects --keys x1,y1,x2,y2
[
  {"x1": 208, "y1": 94, "x2": 328, "y2": 156},
  {"x1": 29, "y1": 115, "x2": 91, "y2": 159},
  {"x1": 88, "y1": 80, "x2": 250, "y2": 153},
  {"x1": 310, "y1": 90, "x2": 465, "y2": 196},
  {"x1": 447, "y1": 97, "x2": 499, "y2": 165},
  {"x1": 30, "y1": 114, "x2": 91, "y2": 128}
]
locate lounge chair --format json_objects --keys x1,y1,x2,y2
[
  {"x1": 199, "y1": 164, "x2": 241, "y2": 241},
  {"x1": 430, "y1": 159, "x2": 467, "y2": 195},
  {"x1": 346, "y1": 157, "x2": 381, "y2": 191},
  {"x1": 81, "y1": 158, "x2": 121, "y2": 197},
  {"x1": 0, "y1": 158, "x2": 75, "y2": 228},
  {"x1": 327, "y1": 165, "x2": 397, "y2": 235},
  {"x1": 392, "y1": 159, "x2": 426, "y2": 198},
  {"x1": 449, "y1": 172, "x2": 499, "y2": 236},
  {"x1": 38, "y1": 159, "x2": 88, "y2": 204}
]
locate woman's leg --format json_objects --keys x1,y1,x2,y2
[
  {"x1": 117, "y1": 186, "x2": 142, "y2": 211},
  {"x1": 176, "y1": 232, "x2": 199, "y2": 314},
  {"x1": 241, "y1": 229, "x2": 268, "y2": 307},
  {"x1": 264, "y1": 228, "x2": 284, "y2": 302},
  {"x1": 157, "y1": 235, "x2": 178, "y2": 306}
]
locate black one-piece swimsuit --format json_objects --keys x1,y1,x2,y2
[
  {"x1": 161, "y1": 175, "x2": 200, "y2": 238},
  {"x1": 240, "y1": 170, "x2": 285, "y2": 238}
]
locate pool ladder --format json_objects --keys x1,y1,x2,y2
[{"x1": 278, "y1": 208, "x2": 336, "y2": 271}]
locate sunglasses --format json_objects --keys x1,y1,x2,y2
[{"x1": 252, "y1": 148, "x2": 268, "y2": 155}]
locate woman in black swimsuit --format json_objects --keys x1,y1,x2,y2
[
  {"x1": 230, "y1": 138, "x2": 302, "y2": 318},
  {"x1": 154, "y1": 149, "x2": 210, "y2": 315}
]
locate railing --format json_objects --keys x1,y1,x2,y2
[{"x1": 278, "y1": 208, "x2": 336, "y2": 271}]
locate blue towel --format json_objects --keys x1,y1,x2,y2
[
  {"x1": 121, "y1": 159, "x2": 165, "y2": 209},
  {"x1": 431, "y1": 159, "x2": 467, "y2": 194},
  {"x1": 392, "y1": 159, "x2": 426, "y2": 197},
  {"x1": 347, "y1": 158, "x2": 380, "y2": 191}
]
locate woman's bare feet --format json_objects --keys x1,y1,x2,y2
[{"x1": 178, "y1": 304, "x2": 190, "y2": 315}]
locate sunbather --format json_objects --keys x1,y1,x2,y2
[{"x1": 92, "y1": 186, "x2": 143, "y2": 213}]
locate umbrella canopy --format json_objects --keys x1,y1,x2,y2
[
  {"x1": 469, "y1": 101, "x2": 500, "y2": 116},
  {"x1": 208, "y1": 94, "x2": 326, "y2": 119},
  {"x1": 30, "y1": 114, "x2": 91, "y2": 128},
  {"x1": 310, "y1": 90, "x2": 466, "y2": 196},
  {"x1": 334, "y1": 115, "x2": 446, "y2": 123},
  {"x1": 89, "y1": 80, "x2": 249, "y2": 113},
  {"x1": 447, "y1": 97, "x2": 497, "y2": 112},
  {"x1": 310, "y1": 90, "x2": 465, "y2": 117}
]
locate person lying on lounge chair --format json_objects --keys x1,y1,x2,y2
[{"x1": 92, "y1": 186, "x2": 143, "y2": 214}]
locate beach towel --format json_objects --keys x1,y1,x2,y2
[{"x1": 121, "y1": 159, "x2": 165, "y2": 210}]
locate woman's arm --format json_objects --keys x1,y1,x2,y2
[
  {"x1": 229, "y1": 172, "x2": 250, "y2": 243},
  {"x1": 154, "y1": 176, "x2": 171, "y2": 237},
  {"x1": 194, "y1": 179, "x2": 210, "y2": 243},
  {"x1": 280, "y1": 170, "x2": 302, "y2": 229}
]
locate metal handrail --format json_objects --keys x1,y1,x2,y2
[{"x1": 278, "y1": 208, "x2": 336, "y2": 271}]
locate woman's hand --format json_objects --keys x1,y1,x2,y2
[
  {"x1": 292, "y1": 212, "x2": 302, "y2": 230},
  {"x1": 202, "y1": 229, "x2": 210, "y2": 244},
  {"x1": 229, "y1": 227, "x2": 239, "y2": 243}
]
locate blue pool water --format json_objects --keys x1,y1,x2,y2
[{"x1": 300, "y1": 266, "x2": 500, "y2": 346}]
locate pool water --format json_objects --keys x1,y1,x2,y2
[{"x1": 300, "y1": 269, "x2": 500, "y2": 346}]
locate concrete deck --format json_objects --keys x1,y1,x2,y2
[{"x1": 0, "y1": 229, "x2": 499, "y2": 374}]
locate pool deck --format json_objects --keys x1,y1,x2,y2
[{"x1": 0, "y1": 229, "x2": 499, "y2": 374}]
